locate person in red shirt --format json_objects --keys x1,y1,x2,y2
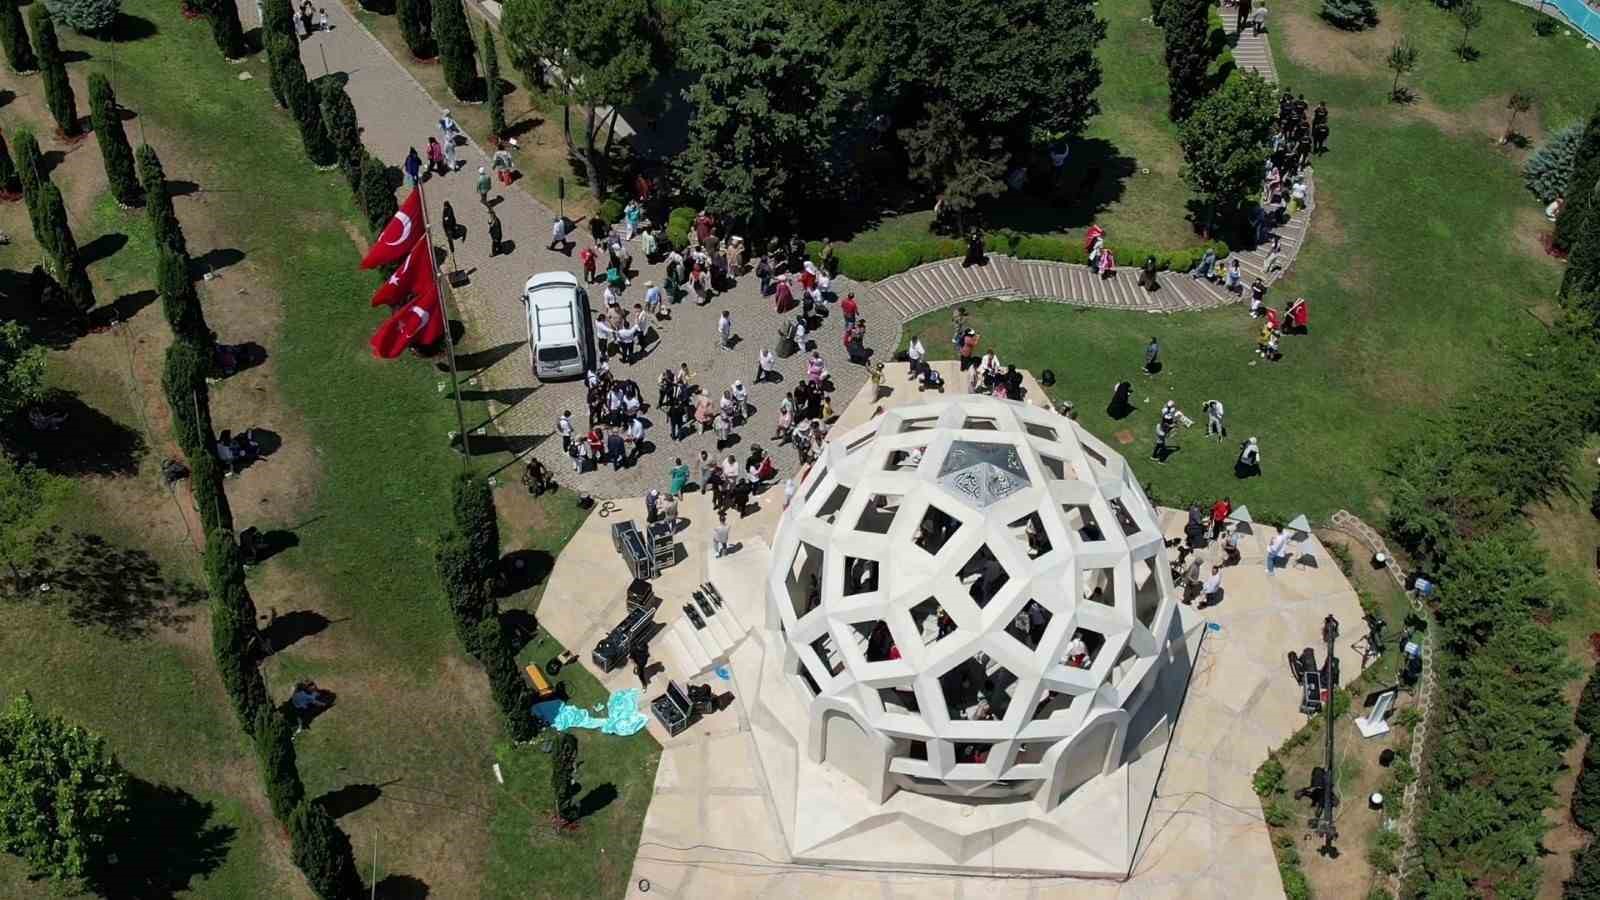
[
  {"x1": 693, "y1": 210, "x2": 715, "y2": 245},
  {"x1": 1210, "y1": 497, "x2": 1232, "y2": 541},
  {"x1": 840, "y1": 292, "x2": 859, "y2": 326},
  {"x1": 580, "y1": 245, "x2": 597, "y2": 284}
]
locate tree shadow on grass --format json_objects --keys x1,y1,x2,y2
[
  {"x1": 981, "y1": 137, "x2": 1136, "y2": 235},
  {"x1": 1, "y1": 390, "x2": 144, "y2": 477},
  {"x1": 88, "y1": 289, "x2": 158, "y2": 329},
  {"x1": 499, "y1": 549, "x2": 556, "y2": 597},
  {"x1": 192, "y1": 247, "x2": 245, "y2": 279},
  {"x1": 261, "y1": 608, "x2": 329, "y2": 653},
  {"x1": 90, "y1": 777, "x2": 234, "y2": 898},
  {"x1": 375, "y1": 874, "x2": 431, "y2": 900},
  {"x1": 576, "y1": 782, "x2": 617, "y2": 819},
  {"x1": 316, "y1": 782, "x2": 385, "y2": 819},
  {"x1": 29, "y1": 530, "x2": 205, "y2": 639},
  {"x1": 81, "y1": 232, "x2": 129, "y2": 266},
  {"x1": 112, "y1": 13, "x2": 160, "y2": 42}
]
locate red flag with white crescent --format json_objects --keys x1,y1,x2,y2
[
  {"x1": 369, "y1": 279, "x2": 443, "y2": 358},
  {"x1": 370, "y1": 238, "x2": 431, "y2": 307},
  {"x1": 360, "y1": 188, "x2": 424, "y2": 269}
]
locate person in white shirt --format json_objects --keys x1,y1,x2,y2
[
  {"x1": 717, "y1": 310, "x2": 734, "y2": 350},
  {"x1": 1267, "y1": 529, "x2": 1290, "y2": 576},
  {"x1": 1200, "y1": 566, "x2": 1223, "y2": 607},
  {"x1": 792, "y1": 317, "x2": 808, "y2": 353},
  {"x1": 907, "y1": 337, "x2": 926, "y2": 377},
  {"x1": 615, "y1": 321, "x2": 638, "y2": 363},
  {"x1": 603, "y1": 283, "x2": 620, "y2": 308},
  {"x1": 782, "y1": 478, "x2": 797, "y2": 508},
  {"x1": 712, "y1": 512, "x2": 731, "y2": 557},
  {"x1": 757, "y1": 348, "x2": 777, "y2": 383},
  {"x1": 592, "y1": 316, "x2": 614, "y2": 362},
  {"x1": 626, "y1": 416, "x2": 646, "y2": 463},
  {"x1": 731, "y1": 380, "x2": 750, "y2": 421},
  {"x1": 1203, "y1": 399, "x2": 1226, "y2": 439},
  {"x1": 1237, "y1": 436, "x2": 1262, "y2": 477},
  {"x1": 556, "y1": 410, "x2": 574, "y2": 454}
]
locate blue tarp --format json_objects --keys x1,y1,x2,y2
[{"x1": 543, "y1": 688, "x2": 650, "y2": 736}]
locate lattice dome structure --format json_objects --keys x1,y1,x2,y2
[{"x1": 767, "y1": 396, "x2": 1180, "y2": 809}]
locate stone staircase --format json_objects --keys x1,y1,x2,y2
[
  {"x1": 652, "y1": 583, "x2": 750, "y2": 681},
  {"x1": 1223, "y1": 3, "x2": 1279, "y2": 83},
  {"x1": 866, "y1": 171, "x2": 1314, "y2": 322}
]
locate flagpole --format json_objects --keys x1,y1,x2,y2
[{"x1": 414, "y1": 179, "x2": 472, "y2": 463}]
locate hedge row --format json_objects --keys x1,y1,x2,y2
[
  {"x1": 1386, "y1": 327, "x2": 1597, "y2": 896},
  {"x1": 436, "y1": 473, "x2": 540, "y2": 742}
]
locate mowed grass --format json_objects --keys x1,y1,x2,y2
[
  {"x1": 836, "y1": 0, "x2": 1198, "y2": 256},
  {"x1": 903, "y1": 0, "x2": 1583, "y2": 525},
  {"x1": 1, "y1": 1, "x2": 657, "y2": 896}
]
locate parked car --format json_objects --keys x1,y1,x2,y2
[{"x1": 523, "y1": 271, "x2": 592, "y2": 381}]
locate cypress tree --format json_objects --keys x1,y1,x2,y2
[
  {"x1": 137, "y1": 144, "x2": 187, "y2": 256},
  {"x1": 396, "y1": 0, "x2": 433, "y2": 60},
  {"x1": 29, "y1": 6, "x2": 79, "y2": 138},
  {"x1": 87, "y1": 74, "x2": 143, "y2": 207},
  {"x1": 451, "y1": 471, "x2": 500, "y2": 579},
  {"x1": 0, "y1": 129, "x2": 20, "y2": 197},
  {"x1": 0, "y1": 0, "x2": 36, "y2": 74},
  {"x1": 1162, "y1": 0, "x2": 1215, "y2": 121},
  {"x1": 281, "y1": 56, "x2": 337, "y2": 168},
  {"x1": 33, "y1": 181, "x2": 94, "y2": 312},
  {"x1": 263, "y1": 29, "x2": 291, "y2": 110},
  {"x1": 288, "y1": 800, "x2": 366, "y2": 900},
  {"x1": 162, "y1": 337, "x2": 218, "y2": 461},
  {"x1": 551, "y1": 732, "x2": 579, "y2": 822},
  {"x1": 252, "y1": 707, "x2": 305, "y2": 821},
  {"x1": 482, "y1": 24, "x2": 505, "y2": 138},
  {"x1": 1563, "y1": 179, "x2": 1600, "y2": 299},
  {"x1": 262, "y1": 0, "x2": 294, "y2": 43},
  {"x1": 12, "y1": 128, "x2": 41, "y2": 207},
  {"x1": 432, "y1": 0, "x2": 477, "y2": 101},
  {"x1": 358, "y1": 152, "x2": 396, "y2": 234},
  {"x1": 204, "y1": 0, "x2": 247, "y2": 59},
  {"x1": 157, "y1": 245, "x2": 208, "y2": 341},
  {"x1": 1555, "y1": 108, "x2": 1600, "y2": 254},
  {"x1": 1574, "y1": 738, "x2": 1600, "y2": 832},
  {"x1": 318, "y1": 79, "x2": 362, "y2": 190},
  {"x1": 476, "y1": 617, "x2": 538, "y2": 740}
]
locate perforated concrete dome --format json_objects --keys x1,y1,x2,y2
[{"x1": 767, "y1": 395, "x2": 1180, "y2": 807}]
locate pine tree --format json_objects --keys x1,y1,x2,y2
[
  {"x1": 252, "y1": 707, "x2": 305, "y2": 821},
  {"x1": 0, "y1": 129, "x2": 20, "y2": 196},
  {"x1": 203, "y1": 0, "x2": 247, "y2": 59},
  {"x1": 288, "y1": 800, "x2": 366, "y2": 900},
  {"x1": 1574, "y1": 738, "x2": 1600, "y2": 832},
  {"x1": 432, "y1": 0, "x2": 477, "y2": 101},
  {"x1": 0, "y1": 0, "x2": 36, "y2": 73},
  {"x1": 137, "y1": 144, "x2": 187, "y2": 255},
  {"x1": 29, "y1": 6, "x2": 80, "y2": 138},
  {"x1": 87, "y1": 74, "x2": 142, "y2": 207},
  {"x1": 482, "y1": 24, "x2": 505, "y2": 138},
  {"x1": 1162, "y1": 0, "x2": 1214, "y2": 121},
  {"x1": 1555, "y1": 107, "x2": 1600, "y2": 253},
  {"x1": 1562, "y1": 179, "x2": 1600, "y2": 299},
  {"x1": 1320, "y1": 0, "x2": 1378, "y2": 30},
  {"x1": 157, "y1": 244, "x2": 207, "y2": 341},
  {"x1": 281, "y1": 54, "x2": 337, "y2": 167},
  {"x1": 358, "y1": 152, "x2": 396, "y2": 234},
  {"x1": 318, "y1": 79, "x2": 362, "y2": 190},
  {"x1": 33, "y1": 181, "x2": 94, "y2": 312},
  {"x1": 396, "y1": 0, "x2": 433, "y2": 60},
  {"x1": 1526, "y1": 122, "x2": 1584, "y2": 204}
]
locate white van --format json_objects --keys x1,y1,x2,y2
[{"x1": 523, "y1": 271, "x2": 592, "y2": 381}]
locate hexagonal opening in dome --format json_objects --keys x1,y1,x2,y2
[
  {"x1": 811, "y1": 633, "x2": 845, "y2": 677},
  {"x1": 1008, "y1": 512, "x2": 1052, "y2": 559},
  {"x1": 858, "y1": 619, "x2": 899, "y2": 662},
  {"x1": 940, "y1": 657, "x2": 1016, "y2": 722},
  {"x1": 1023, "y1": 421, "x2": 1060, "y2": 442},
  {"x1": 879, "y1": 684, "x2": 920, "y2": 714},
  {"x1": 885, "y1": 445, "x2": 928, "y2": 472},
  {"x1": 1082, "y1": 564, "x2": 1114, "y2": 608},
  {"x1": 1031, "y1": 689, "x2": 1078, "y2": 721},
  {"x1": 844, "y1": 555, "x2": 879, "y2": 596},
  {"x1": 1107, "y1": 497, "x2": 1142, "y2": 537},
  {"x1": 914, "y1": 504, "x2": 963, "y2": 555},
  {"x1": 1064, "y1": 628, "x2": 1104, "y2": 669},
  {"x1": 1004, "y1": 599, "x2": 1052, "y2": 652},
  {"x1": 787, "y1": 539, "x2": 826, "y2": 620},
  {"x1": 958, "y1": 544, "x2": 1008, "y2": 608},
  {"x1": 1133, "y1": 557, "x2": 1164, "y2": 629},
  {"x1": 955, "y1": 741, "x2": 996, "y2": 764},
  {"x1": 909, "y1": 597, "x2": 958, "y2": 646},
  {"x1": 855, "y1": 494, "x2": 902, "y2": 535},
  {"x1": 1063, "y1": 503, "x2": 1107, "y2": 543},
  {"x1": 816, "y1": 483, "x2": 851, "y2": 523}
]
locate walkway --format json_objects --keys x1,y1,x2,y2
[{"x1": 1223, "y1": 2, "x2": 1280, "y2": 83}]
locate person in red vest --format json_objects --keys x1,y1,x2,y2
[{"x1": 840, "y1": 292, "x2": 859, "y2": 327}]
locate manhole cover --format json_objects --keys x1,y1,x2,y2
[{"x1": 1113, "y1": 430, "x2": 1135, "y2": 445}]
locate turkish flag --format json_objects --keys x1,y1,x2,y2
[
  {"x1": 371, "y1": 238, "x2": 431, "y2": 307},
  {"x1": 360, "y1": 188, "x2": 424, "y2": 269},
  {"x1": 369, "y1": 280, "x2": 444, "y2": 358}
]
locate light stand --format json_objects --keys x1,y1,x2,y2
[{"x1": 1315, "y1": 614, "x2": 1340, "y2": 857}]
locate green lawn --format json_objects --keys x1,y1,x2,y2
[
  {"x1": 0, "y1": 0, "x2": 654, "y2": 895},
  {"x1": 837, "y1": 0, "x2": 1198, "y2": 258}
]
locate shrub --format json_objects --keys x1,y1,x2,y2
[
  {"x1": 29, "y1": 7, "x2": 79, "y2": 138},
  {"x1": 88, "y1": 74, "x2": 142, "y2": 208},
  {"x1": 597, "y1": 197, "x2": 625, "y2": 230},
  {"x1": 1321, "y1": 0, "x2": 1378, "y2": 29},
  {"x1": 358, "y1": 152, "x2": 396, "y2": 235},
  {"x1": 162, "y1": 337, "x2": 216, "y2": 460},
  {"x1": 451, "y1": 472, "x2": 500, "y2": 580},
  {"x1": 475, "y1": 616, "x2": 539, "y2": 740},
  {"x1": 11, "y1": 128, "x2": 41, "y2": 206},
  {"x1": 252, "y1": 706, "x2": 304, "y2": 821},
  {"x1": 1555, "y1": 108, "x2": 1600, "y2": 254},
  {"x1": 1526, "y1": 122, "x2": 1584, "y2": 204},
  {"x1": 1580, "y1": 668, "x2": 1600, "y2": 735},
  {"x1": 205, "y1": 529, "x2": 266, "y2": 730},
  {"x1": 483, "y1": 25, "x2": 505, "y2": 138},
  {"x1": 1263, "y1": 798, "x2": 1294, "y2": 827},
  {"x1": 1254, "y1": 755, "x2": 1286, "y2": 797},
  {"x1": 437, "y1": 533, "x2": 492, "y2": 654},
  {"x1": 137, "y1": 144, "x2": 187, "y2": 256},
  {"x1": 284, "y1": 69, "x2": 337, "y2": 169},
  {"x1": 432, "y1": 0, "x2": 477, "y2": 101},
  {"x1": 551, "y1": 732, "x2": 579, "y2": 823},
  {"x1": 1575, "y1": 738, "x2": 1600, "y2": 832},
  {"x1": 1278, "y1": 861, "x2": 1311, "y2": 900},
  {"x1": 318, "y1": 80, "x2": 363, "y2": 191},
  {"x1": 396, "y1": 0, "x2": 434, "y2": 59},
  {"x1": 42, "y1": 0, "x2": 118, "y2": 34},
  {"x1": 665, "y1": 206, "x2": 695, "y2": 249},
  {"x1": 188, "y1": 450, "x2": 233, "y2": 535},
  {"x1": 1568, "y1": 839, "x2": 1600, "y2": 899},
  {"x1": 1367, "y1": 826, "x2": 1402, "y2": 874},
  {"x1": 32, "y1": 181, "x2": 94, "y2": 312},
  {"x1": 288, "y1": 799, "x2": 366, "y2": 900},
  {"x1": 0, "y1": 0, "x2": 36, "y2": 74}
]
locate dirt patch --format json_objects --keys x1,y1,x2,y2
[
  {"x1": 1280, "y1": 5, "x2": 1404, "y2": 78},
  {"x1": 1308, "y1": 191, "x2": 1348, "y2": 250},
  {"x1": 1514, "y1": 206, "x2": 1565, "y2": 272}
]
